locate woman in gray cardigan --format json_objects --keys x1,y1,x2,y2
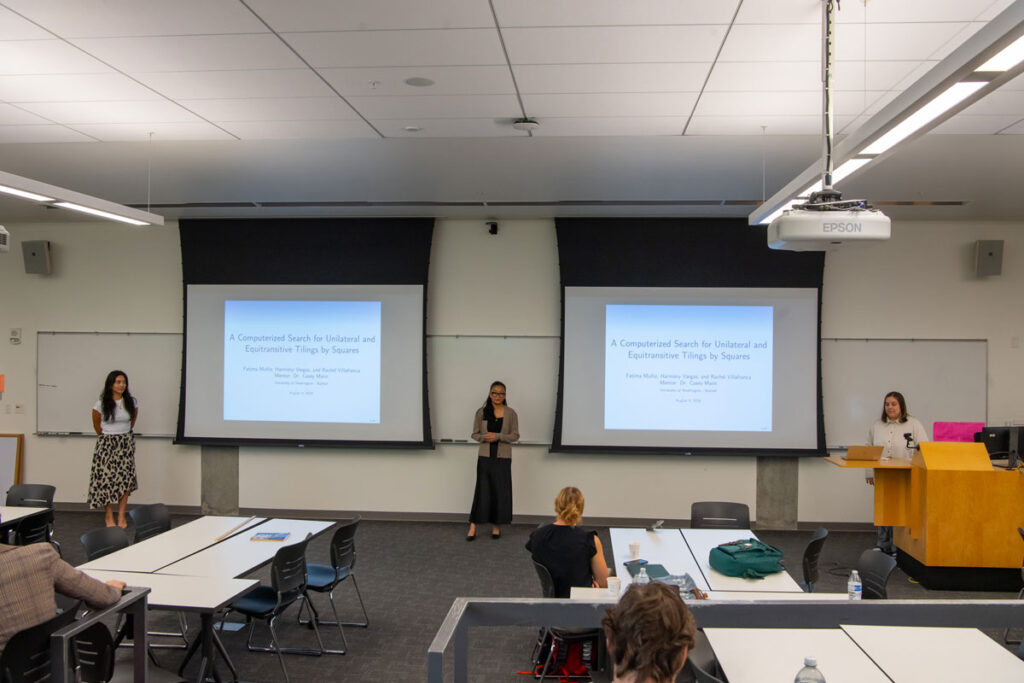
[{"x1": 467, "y1": 380, "x2": 520, "y2": 540}]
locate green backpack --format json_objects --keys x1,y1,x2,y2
[{"x1": 708, "y1": 538, "x2": 785, "y2": 579}]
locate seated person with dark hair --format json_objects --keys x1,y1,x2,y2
[
  {"x1": 0, "y1": 543, "x2": 125, "y2": 652},
  {"x1": 526, "y1": 486, "x2": 609, "y2": 598},
  {"x1": 602, "y1": 582, "x2": 697, "y2": 683}
]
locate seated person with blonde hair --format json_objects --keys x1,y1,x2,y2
[
  {"x1": 602, "y1": 582, "x2": 697, "y2": 683},
  {"x1": 526, "y1": 486, "x2": 609, "y2": 598}
]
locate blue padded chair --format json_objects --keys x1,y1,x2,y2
[
  {"x1": 299, "y1": 516, "x2": 368, "y2": 655},
  {"x1": 0, "y1": 603, "x2": 78, "y2": 683},
  {"x1": 5, "y1": 483, "x2": 56, "y2": 507},
  {"x1": 801, "y1": 527, "x2": 830, "y2": 592},
  {"x1": 80, "y1": 526, "x2": 130, "y2": 561},
  {"x1": 129, "y1": 503, "x2": 172, "y2": 542},
  {"x1": 690, "y1": 501, "x2": 750, "y2": 529},
  {"x1": 221, "y1": 533, "x2": 322, "y2": 683}
]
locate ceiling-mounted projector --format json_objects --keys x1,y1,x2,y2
[{"x1": 767, "y1": 190, "x2": 890, "y2": 251}]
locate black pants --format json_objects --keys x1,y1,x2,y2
[{"x1": 469, "y1": 456, "x2": 512, "y2": 524}]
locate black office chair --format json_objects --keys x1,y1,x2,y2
[
  {"x1": 690, "y1": 501, "x2": 750, "y2": 529},
  {"x1": 857, "y1": 548, "x2": 898, "y2": 599},
  {"x1": 0, "y1": 604, "x2": 78, "y2": 683},
  {"x1": 5, "y1": 483, "x2": 56, "y2": 507},
  {"x1": 80, "y1": 526, "x2": 130, "y2": 561},
  {"x1": 129, "y1": 503, "x2": 172, "y2": 542},
  {"x1": 221, "y1": 533, "x2": 323, "y2": 683},
  {"x1": 801, "y1": 527, "x2": 830, "y2": 592},
  {"x1": 71, "y1": 622, "x2": 117, "y2": 683},
  {"x1": 12, "y1": 508, "x2": 57, "y2": 549},
  {"x1": 530, "y1": 560, "x2": 601, "y2": 682},
  {"x1": 126, "y1": 504, "x2": 189, "y2": 649},
  {"x1": 299, "y1": 516, "x2": 368, "y2": 655}
]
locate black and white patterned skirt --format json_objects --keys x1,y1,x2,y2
[{"x1": 88, "y1": 432, "x2": 138, "y2": 508}]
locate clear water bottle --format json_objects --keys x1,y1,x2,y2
[
  {"x1": 847, "y1": 570, "x2": 862, "y2": 600},
  {"x1": 794, "y1": 656, "x2": 826, "y2": 683},
  {"x1": 634, "y1": 566, "x2": 650, "y2": 585}
]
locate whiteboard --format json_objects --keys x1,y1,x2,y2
[
  {"x1": 37, "y1": 332, "x2": 182, "y2": 437},
  {"x1": 821, "y1": 338, "x2": 987, "y2": 449},
  {"x1": 428, "y1": 335, "x2": 559, "y2": 443}
]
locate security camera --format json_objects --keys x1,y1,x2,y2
[
  {"x1": 0, "y1": 225, "x2": 9, "y2": 253},
  {"x1": 486, "y1": 221, "x2": 498, "y2": 235}
]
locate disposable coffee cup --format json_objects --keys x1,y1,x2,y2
[
  {"x1": 606, "y1": 576, "x2": 622, "y2": 598},
  {"x1": 629, "y1": 541, "x2": 640, "y2": 560}
]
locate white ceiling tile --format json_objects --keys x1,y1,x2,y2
[
  {"x1": 246, "y1": 0, "x2": 494, "y2": 31},
  {"x1": 181, "y1": 97, "x2": 359, "y2": 122},
  {"x1": 685, "y1": 115, "x2": 821, "y2": 135},
  {"x1": 976, "y1": 0, "x2": 1018, "y2": 21},
  {"x1": 285, "y1": 29, "x2": 505, "y2": 68},
  {"x1": 70, "y1": 35, "x2": 303, "y2": 73},
  {"x1": 1, "y1": 0, "x2": 265, "y2": 37},
  {"x1": 835, "y1": 91, "x2": 899, "y2": 118},
  {"x1": 346, "y1": 94, "x2": 519, "y2": 119},
  {"x1": 18, "y1": 100, "x2": 201, "y2": 125},
  {"x1": 529, "y1": 116, "x2": 690, "y2": 137},
  {"x1": 693, "y1": 91, "x2": 819, "y2": 117},
  {"x1": 833, "y1": 61, "x2": 923, "y2": 93},
  {"x1": 0, "y1": 73, "x2": 162, "y2": 102},
  {"x1": 494, "y1": 0, "x2": 738, "y2": 27},
  {"x1": 834, "y1": 23, "x2": 971, "y2": 61},
  {"x1": 523, "y1": 93, "x2": 698, "y2": 118},
  {"x1": 373, "y1": 118, "x2": 527, "y2": 138},
  {"x1": 515, "y1": 63, "x2": 710, "y2": 94},
  {"x1": 0, "y1": 39, "x2": 113, "y2": 75},
  {"x1": 0, "y1": 102, "x2": 50, "y2": 124},
  {"x1": 503, "y1": 26, "x2": 728, "y2": 64},
  {"x1": 321, "y1": 66, "x2": 515, "y2": 96},
  {"x1": 216, "y1": 119, "x2": 379, "y2": 140},
  {"x1": 704, "y1": 62, "x2": 818, "y2": 92},
  {"x1": 71, "y1": 121, "x2": 237, "y2": 141},
  {"x1": 719, "y1": 24, "x2": 819, "y2": 62},
  {"x1": 930, "y1": 115, "x2": 1024, "y2": 134},
  {"x1": 998, "y1": 119, "x2": 1024, "y2": 134},
  {"x1": 735, "y1": 0, "x2": 999, "y2": 25},
  {"x1": 0, "y1": 124, "x2": 94, "y2": 143},
  {"x1": 0, "y1": 7, "x2": 52, "y2": 39},
  {"x1": 135, "y1": 70, "x2": 334, "y2": 99}
]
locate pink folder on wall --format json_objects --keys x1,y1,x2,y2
[{"x1": 933, "y1": 421, "x2": 986, "y2": 442}]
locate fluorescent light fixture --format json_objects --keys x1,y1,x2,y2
[
  {"x1": 831, "y1": 158, "x2": 873, "y2": 185},
  {"x1": 0, "y1": 184, "x2": 55, "y2": 202},
  {"x1": 977, "y1": 34, "x2": 1024, "y2": 71},
  {"x1": 861, "y1": 81, "x2": 986, "y2": 155},
  {"x1": 0, "y1": 169, "x2": 163, "y2": 226},
  {"x1": 750, "y1": 1, "x2": 1024, "y2": 227},
  {"x1": 53, "y1": 201, "x2": 149, "y2": 226}
]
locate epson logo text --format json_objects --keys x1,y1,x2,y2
[{"x1": 822, "y1": 222, "x2": 862, "y2": 233}]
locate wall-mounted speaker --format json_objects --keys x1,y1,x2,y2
[
  {"x1": 974, "y1": 240, "x2": 1003, "y2": 277},
  {"x1": 22, "y1": 240, "x2": 52, "y2": 275}
]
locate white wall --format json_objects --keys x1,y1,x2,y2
[
  {"x1": 2, "y1": 217, "x2": 1021, "y2": 522},
  {"x1": 0, "y1": 220, "x2": 200, "y2": 506}
]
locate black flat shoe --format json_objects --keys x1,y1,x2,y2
[
  {"x1": 491, "y1": 531, "x2": 501, "y2": 540},
  {"x1": 466, "y1": 534, "x2": 476, "y2": 542}
]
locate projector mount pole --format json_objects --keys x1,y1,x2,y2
[{"x1": 821, "y1": 0, "x2": 837, "y2": 192}]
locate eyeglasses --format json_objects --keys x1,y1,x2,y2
[{"x1": 490, "y1": 391, "x2": 506, "y2": 397}]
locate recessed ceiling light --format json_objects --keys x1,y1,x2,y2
[
  {"x1": 403, "y1": 125, "x2": 423, "y2": 133},
  {"x1": 404, "y1": 77, "x2": 435, "y2": 87}
]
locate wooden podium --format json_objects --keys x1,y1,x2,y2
[{"x1": 827, "y1": 442, "x2": 1024, "y2": 589}]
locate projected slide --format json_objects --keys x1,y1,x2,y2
[
  {"x1": 605, "y1": 305, "x2": 772, "y2": 431},
  {"x1": 223, "y1": 300, "x2": 381, "y2": 423}
]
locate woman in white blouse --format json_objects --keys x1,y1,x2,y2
[{"x1": 89, "y1": 370, "x2": 139, "y2": 528}]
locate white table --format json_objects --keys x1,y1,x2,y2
[
  {"x1": 842, "y1": 624, "x2": 1024, "y2": 682},
  {"x1": 704, "y1": 591, "x2": 847, "y2": 601},
  {"x1": 79, "y1": 515, "x2": 267, "y2": 572},
  {"x1": 680, "y1": 528, "x2": 803, "y2": 592},
  {"x1": 0, "y1": 504, "x2": 47, "y2": 526},
  {"x1": 704, "y1": 628, "x2": 890, "y2": 683},
  {"x1": 157, "y1": 519, "x2": 335, "y2": 578},
  {"x1": 609, "y1": 528, "x2": 710, "y2": 592}
]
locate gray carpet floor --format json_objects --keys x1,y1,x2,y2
[{"x1": 46, "y1": 511, "x2": 1020, "y2": 682}]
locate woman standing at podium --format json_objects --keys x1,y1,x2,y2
[
  {"x1": 866, "y1": 391, "x2": 929, "y2": 553},
  {"x1": 89, "y1": 370, "x2": 139, "y2": 528},
  {"x1": 467, "y1": 380, "x2": 519, "y2": 541}
]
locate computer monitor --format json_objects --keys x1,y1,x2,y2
[{"x1": 974, "y1": 426, "x2": 1022, "y2": 468}]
